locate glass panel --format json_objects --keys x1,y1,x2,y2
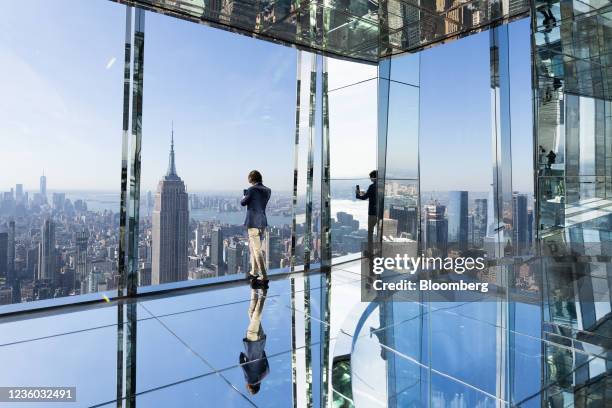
[
  {"x1": 328, "y1": 80, "x2": 377, "y2": 179},
  {"x1": 384, "y1": 82, "x2": 419, "y2": 180},
  {"x1": 0, "y1": 325, "x2": 118, "y2": 406},
  {"x1": 389, "y1": 52, "x2": 420, "y2": 86},
  {"x1": 137, "y1": 11, "x2": 296, "y2": 290},
  {"x1": 430, "y1": 371, "x2": 500, "y2": 407},
  {"x1": 330, "y1": 179, "x2": 371, "y2": 258},
  {"x1": 429, "y1": 306, "x2": 499, "y2": 396},
  {"x1": 0, "y1": 0, "x2": 125, "y2": 309},
  {"x1": 418, "y1": 30, "x2": 493, "y2": 257},
  {"x1": 327, "y1": 57, "x2": 377, "y2": 92}
]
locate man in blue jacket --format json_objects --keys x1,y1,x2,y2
[{"x1": 241, "y1": 170, "x2": 271, "y2": 288}]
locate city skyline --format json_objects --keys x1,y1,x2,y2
[{"x1": 0, "y1": 1, "x2": 535, "y2": 194}]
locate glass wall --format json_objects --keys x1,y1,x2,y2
[
  {"x1": 136, "y1": 10, "x2": 296, "y2": 290},
  {"x1": 0, "y1": 0, "x2": 125, "y2": 310},
  {"x1": 326, "y1": 59, "x2": 378, "y2": 260},
  {"x1": 533, "y1": 0, "x2": 612, "y2": 234},
  {"x1": 418, "y1": 30, "x2": 494, "y2": 259},
  {"x1": 0, "y1": 0, "x2": 384, "y2": 311},
  {"x1": 377, "y1": 53, "x2": 421, "y2": 265},
  {"x1": 0, "y1": 0, "x2": 306, "y2": 310}
]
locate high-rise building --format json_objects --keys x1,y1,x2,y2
[
  {"x1": 389, "y1": 205, "x2": 418, "y2": 240},
  {"x1": 265, "y1": 228, "x2": 283, "y2": 269},
  {"x1": 52, "y1": 193, "x2": 65, "y2": 211},
  {"x1": 194, "y1": 225, "x2": 203, "y2": 256},
  {"x1": 211, "y1": 227, "x2": 225, "y2": 275},
  {"x1": 8, "y1": 221, "x2": 15, "y2": 283},
  {"x1": 152, "y1": 130, "x2": 189, "y2": 285},
  {"x1": 0, "y1": 232, "x2": 7, "y2": 279},
  {"x1": 38, "y1": 218, "x2": 56, "y2": 281},
  {"x1": 527, "y1": 209, "x2": 534, "y2": 246},
  {"x1": 424, "y1": 202, "x2": 448, "y2": 257},
  {"x1": 512, "y1": 193, "x2": 529, "y2": 254},
  {"x1": 75, "y1": 229, "x2": 89, "y2": 290},
  {"x1": 15, "y1": 184, "x2": 23, "y2": 203},
  {"x1": 473, "y1": 198, "x2": 488, "y2": 247},
  {"x1": 467, "y1": 214, "x2": 474, "y2": 246},
  {"x1": 226, "y1": 239, "x2": 248, "y2": 275},
  {"x1": 447, "y1": 191, "x2": 469, "y2": 251},
  {"x1": 40, "y1": 171, "x2": 47, "y2": 201},
  {"x1": 381, "y1": 218, "x2": 399, "y2": 238},
  {"x1": 26, "y1": 247, "x2": 38, "y2": 280}
]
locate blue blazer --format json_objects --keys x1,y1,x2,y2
[
  {"x1": 239, "y1": 336, "x2": 269, "y2": 385},
  {"x1": 241, "y1": 183, "x2": 271, "y2": 228}
]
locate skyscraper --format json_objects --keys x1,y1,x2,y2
[
  {"x1": 75, "y1": 229, "x2": 89, "y2": 292},
  {"x1": 424, "y1": 202, "x2": 448, "y2": 257},
  {"x1": 52, "y1": 193, "x2": 65, "y2": 211},
  {"x1": 512, "y1": 193, "x2": 529, "y2": 254},
  {"x1": 389, "y1": 205, "x2": 418, "y2": 240},
  {"x1": 211, "y1": 227, "x2": 225, "y2": 275},
  {"x1": 194, "y1": 225, "x2": 203, "y2": 256},
  {"x1": 473, "y1": 198, "x2": 488, "y2": 247},
  {"x1": 447, "y1": 191, "x2": 468, "y2": 251},
  {"x1": 0, "y1": 233, "x2": 7, "y2": 279},
  {"x1": 15, "y1": 184, "x2": 23, "y2": 204},
  {"x1": 265, "y1": 228, "x2": 283, "y2": 269},
  {"x1": 152, "y1": 130, "x2": 189, "y2": 285},
  {"x1": 226, "y1": 239, "x2": 248, "y2": 275},
  {"x1": 38, "y1": 218, "x2": 56, "y2": 281},
  {"x1": 40, "y1": 171, "x2": 47, "y2": 201},
  {"x1": 8, "y1": 221, "x2": 15, "y2": 283}
]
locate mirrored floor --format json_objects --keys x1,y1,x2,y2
[{"x1": 0, "y1": 256, "x2": 609, "y2": 407}]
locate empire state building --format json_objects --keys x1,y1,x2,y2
[{"x1": 152, "y1": 129, "x2": 189, "y2": 284}]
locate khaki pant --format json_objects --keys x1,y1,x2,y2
[
  {"x1": 248, "y1": 227, "x2": 267, "y2": 279},
  {"x1": 246, "y1": 288, "x2": 267, "y2": 341}
]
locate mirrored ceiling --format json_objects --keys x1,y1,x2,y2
[{"x1": 113, "y1": 0, "x2": 530, "y2": 62}]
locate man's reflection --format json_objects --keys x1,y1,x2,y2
[{"x1": 239, "y1": 287, "x2": 270, "y2": 395}]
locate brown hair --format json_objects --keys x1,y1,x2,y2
[
  {"x1": 248, "y1": 170, "x2": 263, "y2": 183},
  {"x1": 246, "y1": 383, "x2": 261, "y2": 394}
]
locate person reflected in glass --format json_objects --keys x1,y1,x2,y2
[
  {"x1": 546, "y1": 150, "x2": 557, "y2": 170},
  {"x1": 240, "y1": 286, "x2": 270, "y2": 395},
  {"x1": 241, "y1": 170, "x2": 271, "y2": 289},
  {"x1": 356, "y1": 170, "x2": 378, "y2": 256},
  {"x1": 538, "y1": 145, "x2": 547, "y2": 176}
]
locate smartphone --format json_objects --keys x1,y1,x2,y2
[
  {"x1": 356, "y1": 185, "x2": 360, "y2": 191},
  {"x1": 243, "y1": 189, "x2": 248, "y2": 196}
]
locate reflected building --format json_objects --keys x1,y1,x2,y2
[
  {"x1": 152, "y1": 131, "x2": 189, "y2": 285},
  {"x1": 447, "y1": 191, "x2": 468, "y2": 251},
  {"x1": 512, "y1": 193, "x2": 529, "y2": 254},
  {"x1": 424, "y1": 202, "x2": 448, "y2": 257},
  {"x1": 389, "y1": 205, "x2": 418, "y2": 240}
]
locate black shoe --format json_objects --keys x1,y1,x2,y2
[{"x1": 252, "y1": 279, "x2": 269, "y2": 289}]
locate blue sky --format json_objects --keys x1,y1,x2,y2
[
  {"x1": 0, "y1": 0, "x2": 533, "y2": 195},
  {"x1": 420, "y1": 18, "x2": 533, "y2": 193}
]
